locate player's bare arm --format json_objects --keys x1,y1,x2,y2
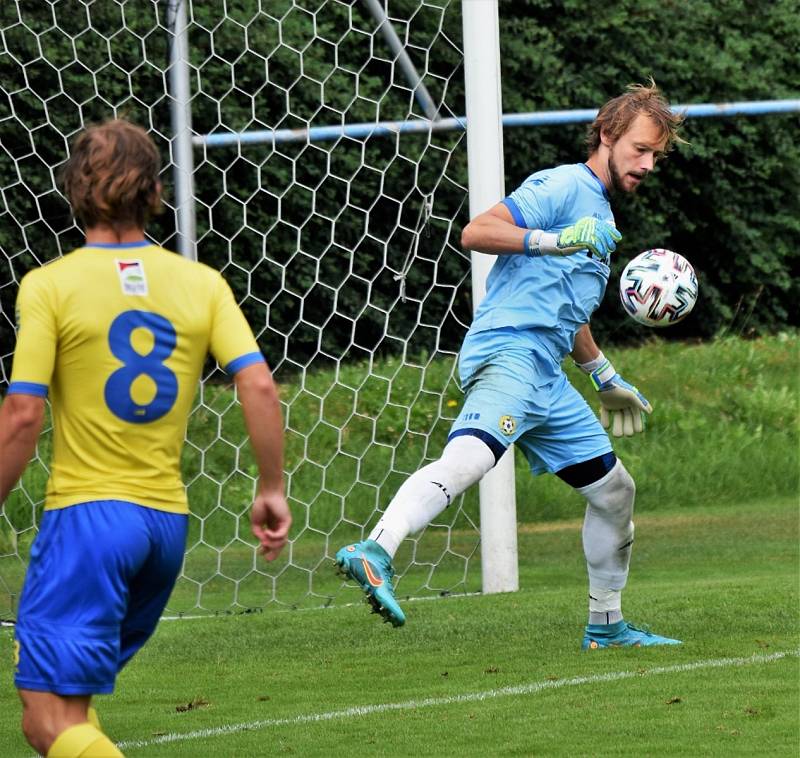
[
  {"x1": 462, "y1": 203, "x2": 620, "y2": 259},
  {"x1": 461, "y1": 203, "x2": 527, "y2": 254},
  {"x1": 235, "y1": 362, "x2": 291, "y2": 560},
  {"x1": 0, "y1": 394, "x2": 45, "y2": 505},
  {"x1": 571, "y1": 324, "x2": 602, "y2": 364}
]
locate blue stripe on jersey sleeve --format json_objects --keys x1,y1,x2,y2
[
  {"x1": 502, "y1": 198, "x2": 527, "y2": 228},
  {"x1": 8, "y1": 381, "x2": 49, "y2": 397},
  {"x1": 225, "y1": 352, "x2": 266, "y2": 375}
]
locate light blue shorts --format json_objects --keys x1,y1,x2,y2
[
  {"x1": 449, "y1": 347, "x2": 612, "y2": 475},
  {"x1": 14, "y1": 500, "x2": 187, "y2": 695}
]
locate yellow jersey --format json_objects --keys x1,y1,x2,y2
[{"x1": 8, "y1": 241, "x2": 263, "y2": 514}]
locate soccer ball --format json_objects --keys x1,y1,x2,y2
[{"x1": 619, "y1": 249, "x2": 698, "y2": 327}]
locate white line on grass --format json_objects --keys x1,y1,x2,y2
[
  {"x1": 119, "y1": 649, "x2": 799, "y2": 751},
  {"x1": 159, "y1": 591, "x2": 483, "y2": 622}
]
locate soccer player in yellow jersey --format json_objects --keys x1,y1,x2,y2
[{"x1": 0, "y1": 119, "x2": 291, "y2": 757}]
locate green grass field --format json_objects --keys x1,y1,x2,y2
[
  {"x1": 1, "y1": 496, "x2": 797, "y2": 756},
  {"x1": 0, "y1": 335, "x2": 798, "y2": 755},
  {"x1": 2, "y1": 334, "x2": 798, "y2": 618}
]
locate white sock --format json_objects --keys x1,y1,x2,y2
[
  {"x1": 589, "y1": 588, "x2": 623, "y2": 625},
  {"x1": 368, "y1": 435, "x2": 496, "y2": 557}
]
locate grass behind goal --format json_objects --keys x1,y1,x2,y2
[{"x1": 0, "y1": 496, "x2": 797, "y2": 756}]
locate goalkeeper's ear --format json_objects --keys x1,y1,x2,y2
[{"x1": 600, "y1": 127, "x2": 614, "y2": 149}]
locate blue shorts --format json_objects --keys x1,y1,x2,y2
[
  {"x1": 14, "y1": 500, "x2": 187, "y2": 695},
  {"x1": 449, "y1": 347, "x2": 612, "y2": 475}
]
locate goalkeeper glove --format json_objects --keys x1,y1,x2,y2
[
  {"x1": 525, "y1": 217, "x2": 621, "y2": 259},
  {"x1": 578, "y1": 352, "x2": 652, "y2": 437}
]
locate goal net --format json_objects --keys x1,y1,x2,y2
[{"x1": 0, "y1": 0, "x2": 480, "y2": 619}]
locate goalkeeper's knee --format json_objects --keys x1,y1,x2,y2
[
  {"x1": 580, "y1": 459, "x2": 635, "y2": 521},
  {"x1": 580, "y1": 460, "x2": 636, "y2": 589},
  {"x1": 381, "y1": 433, "x2": 495, "y2": 532}
]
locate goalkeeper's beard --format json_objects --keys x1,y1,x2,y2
[{"x1": 608, "y1": 150, "x2": 644, "y2": 196}]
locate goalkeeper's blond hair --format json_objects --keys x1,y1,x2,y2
[
  {"x1": 60, "y1": 118, "x2": 162, "y2": 231},
  {"x1": 586, "y1": 79, "x2": 686, "y2": 156}
]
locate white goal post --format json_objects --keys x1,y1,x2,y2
[
  {"x1": 460, "y1": 0, "x2": 518, "y2": 593},
  {"x1": 0, "y1": 0, "x2": 517, "y2": 620}
]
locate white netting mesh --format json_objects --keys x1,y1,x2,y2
[{"x1": 0, "y1": 0, "x2": 479, "y2": 619}]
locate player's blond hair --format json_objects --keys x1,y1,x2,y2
[
  {"x1": 61, "y1": 119, "x2": 162, "y2": 230},
  {"x1": 586, "y1": 79, "x2": 686, "y2": 156}
]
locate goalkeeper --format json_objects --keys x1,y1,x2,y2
[
  {"x1": 337, "y1": 81, "x2": 685, "y2": 649},
  {"x1": 0, "y1": 119, "x2": 291, "y2": 757}
]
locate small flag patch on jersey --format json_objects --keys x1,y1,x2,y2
[{"x1": 116, "y1": 259, "x2": 148, "y2": 295}]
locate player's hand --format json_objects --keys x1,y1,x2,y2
[
  {"x1": 594, "y1": 372, "x2": 653, "y2": 437},
  {"x1": 251, "y1": 489, "x2": 292, "y2": 561},
  {"x1": 557, "y1": 217, "x2": 621, "y2": 257}
]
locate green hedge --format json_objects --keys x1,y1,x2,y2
[
  {"x1": 499, "y1": 0, "x2": 800, "y2": 344},
  {"x1": 1, "y1": 0, "x2": 798, "y2": 382}
]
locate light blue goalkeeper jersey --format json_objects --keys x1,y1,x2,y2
[{"x1": 460, "y1": 163, "x2": 615, "y2": 386}]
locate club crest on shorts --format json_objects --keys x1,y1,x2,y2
[{"x1": 499, "y1": 415, "x2": 516, "y2": 435}]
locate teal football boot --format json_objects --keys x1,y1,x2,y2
[
  {"x1": 582, "y1": 620, "x2": 682, "y2": 650},
  {"x1": 335, "y1": 540, "x2": 406, "y2": 627}
]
